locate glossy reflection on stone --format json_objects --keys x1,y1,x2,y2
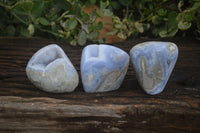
[
  {"x1": 130, "y1": 41, "x2": 178, "y2": 95},
  {"x1": 81, "y1": 44, "x2": 129, "y2": 93},
  {"x1": 26, "y1": 44, "x2": 79, "y2": 93}
]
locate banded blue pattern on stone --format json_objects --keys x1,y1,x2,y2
[
  {"x1": 130, "y1": 41, "x2": 178, "y2": 95},
  {"x1": 81, "y1": 44, "x2": 129, "y2": 93},
  {"x1": 26, "y1": 44, "x2": 79, "y2": 93}
]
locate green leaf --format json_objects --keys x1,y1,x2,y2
[
  {"x1": 113, "y1": 16, "x2": 121, "y2": 24},
  {"x1": 100, "y1": 0, "x2": 109, "y2": 11},
  {"x1": 20, "y1": 28, "x2": 31, "y2": 37},
  {"x1": 82, "y1": 24, "x2": 89, "y2": 33},
  {"x1": 178, "y1": 0, "x2": 184, "y2": 12},
  {"x1": 87, "y1": 31, "x2": 99, "y2": 40},
  {"x1": 55, "y1": 0, "x2": 71, "y2": 10},
  {"x1": 178, "y1": 21, "x2": 191, "y2": 30},
  {"x1": 103, "y1": 9, "x2": 113, "y2": 16},
  {"x1": 98, "y1": 38, "x2": 105, "y2": 43},
  {"x1": 67, "y1": 18, "x2": 78, "y2": 30},
  {"x1": 192, "y1": 1, "x2": 200, "y2": 9},
  {"x1": 81, "y1": 11, "x2": 89, "y2": 21},
  {"x1": 168, "y1": 11, "x2": 178, "y2": 28},
  {"x1": 152, "y1": 15, "x2": 162, "y2": 25},
  {"x1": 135, "y1": 22, "x2": 144, "y2": 33},
  {"x1": 70, "y1": 40, "x2": 77, "y2": 46},
  {"x1": 167, "y1": 28, "x2": 178, "y2": 37},
  {"x1": 12, "y1": 1, "x2": 34, "y2": 12},
  {"x1": 107, "y1": 29, "x2": 118, "y2": 36},
  {"x1": 90, "y1": 0, "x2": 96, "y2": 4},
  {"x1": 88, "y1": 25, "x2": 94, "y2": 33},
  {"x1": 11, "y1": 1, "x2": 33, "y2": 17},
  {"x1": 159, "y1": 30, "x2": 168, "y2": 38},
  {"x1": 78, "y1": 30, "x2": 87, "y2": 46},
  {"x1": 143, "y1": 23, "x2": 150, "y2": 31},
  {"x1": 38, "y1": 17, "x2": 50, "y2": 26},
  {"x1": 159, "y1": 28, "x2": 178, "y2": 38},
  {"x1": 156, "y1": 9, "x2": 167, "y2": 17},
  {"x1": 128, "y1": 29, "x2": 134, "y2": 37},
  {"x1": 122, "y1": 24, "x2": 127, "y2": 30},
  {"x1": 50, "y1": 14, "x2": 59, "y2": 21},
  {"x1": 177, "y1": 12, "x2": 195, "y2": 23},
  {"x1": 117, "y1": 32, "x2": 127, "y2": 40},
  {"x1": 100, "y1": 1, "x2": 113, "y2": 16},
  {"x1": 184, "y1": 13, "x2": 195, "y2": 22},
  {"x1": 51, "y1": 22, "x2": 57, "y2": 32},
  {"x1": 115, "y1": 23, "x2": 122, "y2": 29},
  {"x1": 31, "y1": 0, "x2": 44, "y2": 17},
  {"x1": 110, "y1": 1, "x2": 120, "y2": 9},
  {"x1": 96, "y1": 21, "x2": 103, "y2": 30},
  {"x1": 28, "y1": 24, "x2": 34, "y2": 35}
]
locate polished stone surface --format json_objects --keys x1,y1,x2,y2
[
  {"x1": 130, "y1": 41, "x2": 178, "y2": 95},
  {"x1": 81, "y1": 44, "x2": 129, "y2": 93},
  {"x1": 26, "y1": 44, "x2": 79, "y2": 93}
]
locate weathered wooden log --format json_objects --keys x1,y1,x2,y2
[{"x1": 0, "y1": 37, "x2": 199, "y2": 133}]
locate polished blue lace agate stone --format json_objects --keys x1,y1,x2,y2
[
  {"x1": 130, "y1": 41, "x2": 178, "y2": 95},
  {"x1": 81, "y1": 44, "x2": 129, "y2": 93},
  {"x1": 26, "y1": 44, "x2": 79, "y2": 93}
]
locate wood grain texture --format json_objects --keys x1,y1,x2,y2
[{"x1": 0, "y1": 37, "x2": 199, "y2": 133}]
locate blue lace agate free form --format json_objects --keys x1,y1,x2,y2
[
  {"x1": 81, "y1": 44, "x2": 129, "y2": 93},
  {"x1": 26, "y1": 44, "x2": 79, "y2": 93},
  {"x1": 130, "y1": 41, "x2": 178, "y2": 95}
]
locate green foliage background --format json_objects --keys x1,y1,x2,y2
[
  {"x1": 0, "y1": 0, "x2": 200, "y2": 45},
  {"x1": 108, "y1": 0, "x2": 200, "y2": 40}
]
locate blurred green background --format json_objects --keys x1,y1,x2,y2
[{"x1": 0, "y1": 0, "x2": 199, "y2": 45}]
